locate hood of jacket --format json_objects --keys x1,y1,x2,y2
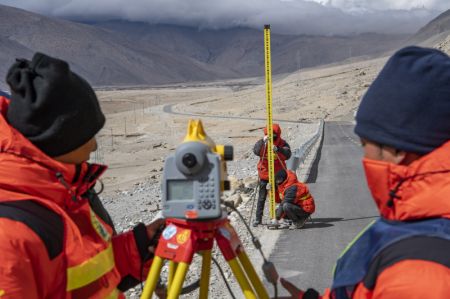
[
  {"x1": 279, "y1": 170, "x2": 298, "y2": 192},
  {"x1": 264, "y1": 123, "x2": 283, "y2": 146},
  {"x1": 363, "y1": 140, "x2": 450, "y2": 221},
  {"x1": 0, "y1": 96, "x2": 106, "y2": 211}
]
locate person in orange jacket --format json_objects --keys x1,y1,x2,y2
[
  {"x1": 253, "y1": 123, "x2": 291, "y2": 226},
  {"x1": 274, "y1": 169, "x2": 315, "y2": 229},
  {"x1": 0, "y1": 53, "x2": 164, "y2": 298},
  {"x1": 279, "y1": 46, "x2": 450, "y2": 299}
]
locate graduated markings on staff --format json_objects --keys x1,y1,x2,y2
[{"x1": 264, "y1": 24, "x2": 276, "y2": 220}]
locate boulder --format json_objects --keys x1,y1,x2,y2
[
  {"x1": 224, "y1": 193, "x2": 242, "y2": 208},
  {"x1": 243, "y1": 176, "x2": 258, "y2": 189},
  {"x1": 241, "y1": 194, "x2": 252, "y2": 204},
  {"x1": 228, "y1": 176, "x2": 244, "y2": 192}
]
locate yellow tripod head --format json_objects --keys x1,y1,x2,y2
[{"x1": 182, "y1": 119, "x2": 233, "y2": 192}]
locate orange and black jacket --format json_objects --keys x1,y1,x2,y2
[
  {"x1": 312, "y1": 141, "x2": 450, "y2": 299},
  {"x1": 254, "y1": 124, "x2": 291, "y2": 181},
  {"x1": 0, "y1": 96, "x2": 153, "y2": 298},
  {"x1": 278, "y1": 170, "x2": 315, "y2": 214}
]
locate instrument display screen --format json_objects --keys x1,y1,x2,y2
[{"x1": 167, "y1": 180, "x2": 194, "y2": 201}]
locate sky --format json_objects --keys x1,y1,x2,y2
[{"x1": 0, "y1": 0, "x2": 449, "y2": 35}]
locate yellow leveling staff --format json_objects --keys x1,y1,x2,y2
[{"x1": 264, "y1": 24, "x2": 276, "y2": 219}]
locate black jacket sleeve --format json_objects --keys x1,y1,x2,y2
[
  {"x1": 278, "y1": 141, "x2": 292, "y2": 160},
  {"x1": 283, "y1": 185, "x2": 297, "y2": 204},
  {"x1": 253, "y1": 139, "x2": 265, "y2": 156}
]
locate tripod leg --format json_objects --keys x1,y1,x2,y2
[
  {"x1": 199, "y1": 250, "x2": 212, "y2": 299},
  {"x1": 141, "y1": 256, "x2": 164, "y2": 299},
  {"x1": 168, "y1": 261, "x2": 178, "y2": 289},
  {"x1": 238, "y1": 251, "x2": 270, "y2": 299},
  {"x1": 167, "y1": 262, "x2": 190, "y2": 299},
  {"x1": 228, "y1": 258, "x2": 257, "y2": 299}
]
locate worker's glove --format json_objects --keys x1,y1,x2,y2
[
  {"x1": 145, "y1": 216, "x2": 165, "y2": 258},
  {"x1": 263, "y1": 136, "x2": 268, "y2": 143},
  {"x1": 266, "y1": 183, "x2": 271, "y2": 190},
  {"x1": 273, "y1": 145, "x2": 278, "y2": 152}
]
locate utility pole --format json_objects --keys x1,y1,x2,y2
[{"x1": 296, "y1": 50, "x2": 301, "y2": 87}]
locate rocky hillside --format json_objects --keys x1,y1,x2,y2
[{"x1": 437, "y1": 35, "x2": 450, "y2": 54}]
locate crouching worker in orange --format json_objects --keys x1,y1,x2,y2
[
  {"x1": 0, "y1": 53, "x2": 164, "y2": 298},
  {"x1": 279, "y1": 47, "x2": 450, "y2": 299},
  {"x1": 274, "y1": 169, "x2": 315, "y2": 229}
]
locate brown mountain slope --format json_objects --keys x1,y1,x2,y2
[
  {"x1": 0, "y1": 5, "x2": 223, "y2": 89},
  {"x1": 96, "y1": 21, "x2": 408, "y2": 77},
  {"x1": 409, "y1": 9, "x2": 450, "y2": 46},
  {"x1": 1, "y1": 5, "x2": 409, "y2": 89}
]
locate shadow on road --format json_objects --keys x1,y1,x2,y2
[
  {"x1": 303, "y1": 222, "x2": 334, "y2": 229},
  {"x1": 301, "y1": 216, "x2": 378, "y2": 230},
  {"x1": 314, "y1": 216, "x2": 378, "y2": 223}
]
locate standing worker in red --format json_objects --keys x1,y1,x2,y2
[
  {"x1": 274, "y1": 169, "x2": 315, "y2": 229},
  {"x1": 0, "y1": 53, "x2": 164, "y2": 298},
  {"x1": 279, "y1": 47, "x2": 450, "y2": 299},
  {"x1": 253, "y1": 123, "x2": 291, "y2": 226}
]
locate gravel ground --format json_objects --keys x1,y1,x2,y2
[{"x1": 101, "y1": 121, "x2": 321, "y2": 298}]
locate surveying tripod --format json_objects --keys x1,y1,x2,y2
[{"x1": 140, "y1": 213, "x2": 270, "y2": 299}]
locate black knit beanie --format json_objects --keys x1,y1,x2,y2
[
  {"x1": 355, "y1": 46, "x2": 450, "y2": 155},
  {"x1": 275, "y1": 169, "x2": 287, "y2": 185},
  {"x1": 6, "y1": 53, "x2": 105, "y2": 157}
]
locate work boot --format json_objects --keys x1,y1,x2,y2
[
  {"x1": 278, "y1": 219, "x2": 291, "y2": 229},
  {"x1": 290, "y1": 218, "x2": 308, "y2": 230},
  {"x1": 252, "y1": 220, "x2": 261, "y2": 227},
  {"x1": 267, "y1": 219, "x2": 279, "y2": 229}
]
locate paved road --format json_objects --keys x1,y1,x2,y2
[
  {"x1": 266, "y1": 122, "x2": 378, "y2": 296},
  {"x1": 163, "y1": 104, "x2": 306, "y2": 124}
]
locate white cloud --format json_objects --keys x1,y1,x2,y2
[
  {"x1": 313, "y1": 0, "x2": 450, "y2": 11},
  {"x1": 0, "y1": 0, "x2": 448, "y2": 34}
]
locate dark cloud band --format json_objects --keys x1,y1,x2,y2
[{"x1": 0, "y1": 0, "x2": 448, "y2": 34}]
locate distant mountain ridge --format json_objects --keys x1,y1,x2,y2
[
  {"x1": 0, "y1": 5, "x2": 219, "y2": 88},
  {"x1": 413, "y1": 9, "x2": 450, "y2": 40},
  {"x1": 94, "y1": 21, "x2": 407, "y2": 76},
  {"x1": 2, "y1": 4, "x2": 446, "y2": 88},
  {"x1": 409, "y1": 9, "x2": 450, "y2": 46}
]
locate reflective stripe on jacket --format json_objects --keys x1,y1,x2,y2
[{"x1": 331, "y1": 218, "x2": 450, "y2": 299}]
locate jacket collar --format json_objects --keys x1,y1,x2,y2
[
  {"x1": 363, "y1": 140, "x2": 450, "y2": 220},
  {"x1": 0, "y1": 96, "x2": 107, "y2": 209}
]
